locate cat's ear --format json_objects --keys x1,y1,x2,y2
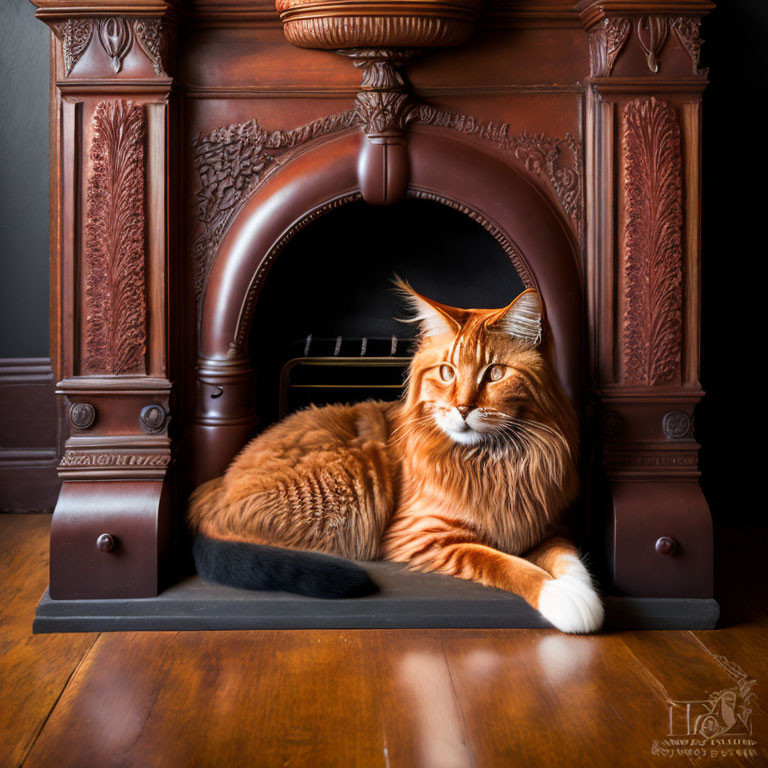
[
  {"x1": 395, "y1": 278, "x2": 466, "y2": 337},
  {"x1": 486, "y1": 289, "x2": 543, "y2": 346}
]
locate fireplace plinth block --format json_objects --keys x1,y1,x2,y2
[
  {"x1": 49, "y1": 479, "x2": 171, "y2": 600},
  {"x1": 611, "y1": 481, "x2": 713, "y2": 598}
]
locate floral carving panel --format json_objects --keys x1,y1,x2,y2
[
  {"x1": 84, "y1": 100, "x2": 147, "y2": 375},
  {"x1": 622, "y1": 97, "x2": 683, "y2": 386},
  {"x1": 191, "y1": 111, "x2": 359, "y2": 309}
]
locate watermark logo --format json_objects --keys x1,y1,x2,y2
[{"x1": 651, "y1": 655, "x2": 760, "y2": 761}]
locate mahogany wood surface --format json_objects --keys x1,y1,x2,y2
[{"x1": 3, "y1": 514, "x2": 765, "y2": 768}]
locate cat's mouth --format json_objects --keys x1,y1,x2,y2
[
  {"x1": 433, "y1": 407, "x2": 488, "y2": 446},
  {"x1": 443, "y1": 426, "x2": 485, "y2": 446}
]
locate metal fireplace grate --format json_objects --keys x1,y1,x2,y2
[{"x1": 278, "y1": 336, "x2": 412, "y2": 417}]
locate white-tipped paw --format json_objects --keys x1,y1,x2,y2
[{"x1": 537, "y1": 572, "x2": 605, "y2": 634}]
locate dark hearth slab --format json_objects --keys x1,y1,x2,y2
[{"x1": 33, "y1": 561, "x2": 719, "y2": 633}]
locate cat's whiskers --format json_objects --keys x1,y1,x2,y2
[
  {"x1": 481, "y1": 414, "x2": 570, "y2": 466},
  {"x1": 390, "y1": 411, "x2": 440, "y2": 446}
]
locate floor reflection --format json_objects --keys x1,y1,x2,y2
[{"x1": 397, "y1": 649, "x2": 474, "y2": 768}]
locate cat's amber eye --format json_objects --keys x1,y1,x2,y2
[
  {"x1": 439, "y1": 364, "x2": 455, "y2": 382},
  {"x1": 487, "y1": 364, "x2": 506, "y2": 382}
]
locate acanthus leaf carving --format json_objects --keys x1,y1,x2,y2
[
  {"x1": 671, "y1": 16, "x2": 706, "y2": 76},
  {"x1": 191, "y1": 110, "x2": 359, "y2": 309},
  {"x1": 84, "y1": 100, "x2": 147, "y2": 376},
  {"x1": 134, "y1": 18, "x2": 171, "y2": 76},
  {"x1": 192, "y1": 62, "x2": 584, "y2": 321},
  {"x1": 588, "y1": 17, "x2": 631, "y2": 78},
  {"x1": 56, "y1": 18, "x2": 95, "y2": 77},
  {"x1": 354, "y1": 90, "x2": 419, "y2": 136},
  {"x1": 192, "y1": 108, "x2": 584, "y2": 317},
  {"x1": 347, "y1": 49, "x2": 420, "y2": 136},
  {"x1": 622, "y1": 97, "x2": 683, "y2": 386},
  {"x1": 416, "y1": 106, "x2": 583, "y2": 248},
  {"x1": 55, "y1": 16, "x2": 173, "y2": 77}
]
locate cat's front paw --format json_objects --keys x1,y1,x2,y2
[{"x1": 537, "y1": 571, "x2": 604, "y2": 634}]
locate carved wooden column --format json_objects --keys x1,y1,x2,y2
[
  {"x1": 580, "y1": 0, "x2": 714, "y2": 597},
  {"x1": 33, "y1": 1, "x2": 180, "y2": 598}
]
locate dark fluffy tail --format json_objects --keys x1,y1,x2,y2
[{"x1": 192, "y1": 535, "x2": 378, "y2": 599}]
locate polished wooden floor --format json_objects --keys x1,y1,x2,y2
[{"x1": 1, "y1": 514, "x2": 766, "y2": 768}]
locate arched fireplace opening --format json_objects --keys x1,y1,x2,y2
[
  {"x1": 193, "y1": 129, "x2": 585, "y2": 487},
  {"x1": 249, "y1": 197, "x2": 526, "y2": 426}
]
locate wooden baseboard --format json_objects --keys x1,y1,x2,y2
[{"x1": 0, "y1": 358, "x2": 60, "y2": 512}]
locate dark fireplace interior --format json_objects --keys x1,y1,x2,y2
[{"x1": 250, "y1": 198, "x2": 525, "y2": 424}]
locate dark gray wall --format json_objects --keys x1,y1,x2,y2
[{"x1": 0, "y1": 0, "x2": 50, "y2": 357}]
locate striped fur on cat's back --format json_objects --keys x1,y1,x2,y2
[{"x1": 189, "y1": 400, "x2": 399, "y2": 559}]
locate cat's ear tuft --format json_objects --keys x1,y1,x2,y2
[
  {"x1": 487, "y1": 289, "x2": 543, "y2": 346},
  {"x1": 394, "y1": 277, "x2": 463, "y2": 338}
]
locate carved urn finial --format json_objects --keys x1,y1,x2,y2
[{"x1": 275, "y1": 0, "x2": 480, "y2": 204}]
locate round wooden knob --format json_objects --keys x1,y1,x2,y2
[
  {"x1": 97, "y1": 533, "x2": 116, "y2": 553},
  {"x1": 140, "y1": 404, "x2": 166, "y2": 433},
  {"x1": 69, "y1": 402, "x2": 97, "y2": 430},
  {"x1": 655, "y1": 536, "x2": 677, "y2": 556}
]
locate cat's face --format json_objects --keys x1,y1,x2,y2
[{"x1": 400, "y1": 283, "x2": 561, "y2": 447}]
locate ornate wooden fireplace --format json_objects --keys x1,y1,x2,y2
[{"x1": 31, "y1": 0, "x2": 717, "y2": 630}]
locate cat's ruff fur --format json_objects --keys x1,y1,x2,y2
[{"x1": 188, "y1": 284, "x2": 604, "y2": 633}]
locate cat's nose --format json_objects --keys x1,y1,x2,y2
[{"x1": 456, "y1": 405, "x2": 475, "y2": 420}]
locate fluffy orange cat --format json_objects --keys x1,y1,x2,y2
[{"x1": 188, "y1": 283, "x2": 604, "y2": 633}]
